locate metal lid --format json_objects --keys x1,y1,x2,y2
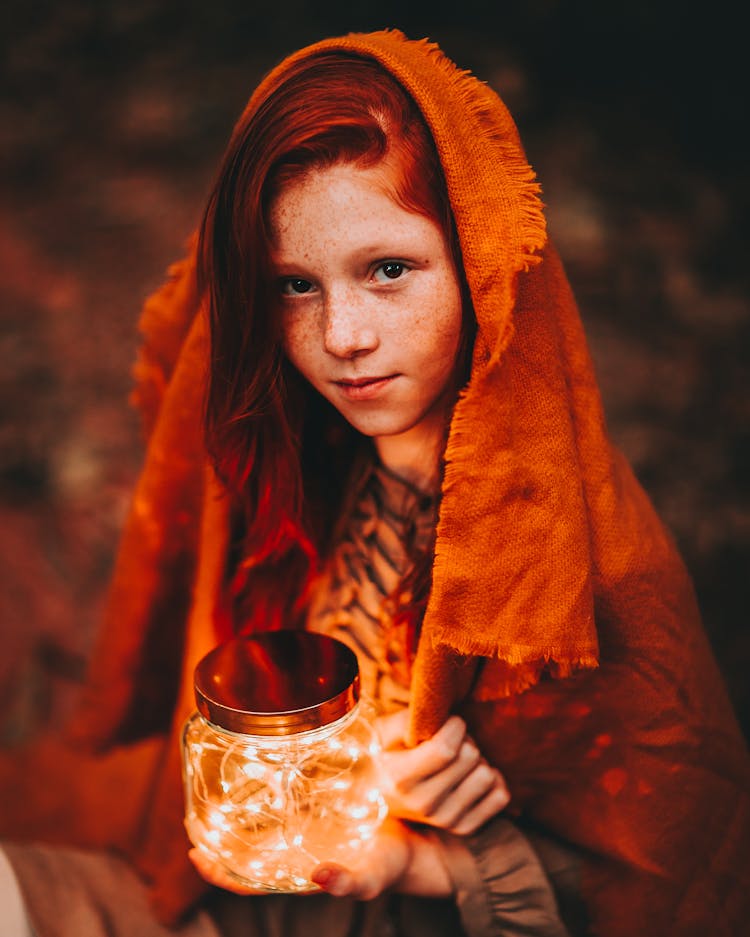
[{"x1": 194, "y1": 631, "x2": 360, "y2": 736}]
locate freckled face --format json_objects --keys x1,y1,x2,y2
[{"x1": 268, "y1": 163, "x2": 464, "y2": 457}]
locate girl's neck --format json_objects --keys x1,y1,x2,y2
[{"x1": 374, "y1": 417, "x2": 445, "y2": 496}]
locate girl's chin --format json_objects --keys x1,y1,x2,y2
[{"x1": 340, "y1": 414, "x2": 437, "y2": 446}]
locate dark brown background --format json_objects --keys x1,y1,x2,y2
[{"x1": 1, "y1": 1, "x2": 747, "y2": 756}]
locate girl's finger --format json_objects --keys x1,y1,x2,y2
[
  {"x1": 430, "y1": 766, "x2": 509, "y2": 832},
  {"x1": 312, "y1": 863, "x2": 356, "y2": 897},
  {"x1": 386, "y1": 739, "x2": 482, "y2": 817},
  {"x1": 312, "y1": 817, "x2": 411, "y2": 900},
  {"x1": 374, "y1": 708, "x2": 410, "y2": 749},
  {"x1": 449, "y1": 783, "x2": 512, "y2": 835},
  {"x1": 312, "y1": 863, "x2": 385, "y2": 901},
  {"x1": 381, "y1": 716, "x2": 468, "y2": 789},
  {"x1": 188, "y1": 849, "x2": 277, "y2": 895}
]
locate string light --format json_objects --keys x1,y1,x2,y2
[{"x1": 183, "y1": 705, "x2": 388, "y2": 892}]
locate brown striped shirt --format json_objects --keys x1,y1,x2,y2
[{"x1": 306, "y1": 461, "x2": 436, "y2": 713}]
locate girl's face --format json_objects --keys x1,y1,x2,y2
[{"x1": 268, "y1": 162, "x2": 464, "y2": 484}]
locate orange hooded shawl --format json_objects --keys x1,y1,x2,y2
[{"x1": 66, "y1": 30, "x2": 750, "y2": 935}]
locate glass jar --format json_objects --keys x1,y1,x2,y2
[{"x1": 182, "y1": 631, "x2": 388, "y2": 892}]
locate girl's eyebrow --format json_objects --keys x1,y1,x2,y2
[
  {"x1": 349, "y1": 242, "x2": 427, "y2": 260},
  {"x1": 271, "y1": 245, "x2": 427, "y2": 271},
  {"x1": 267, "y1": 256, "x2": 312, "y2": 274}
]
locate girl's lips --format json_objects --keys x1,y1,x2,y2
[{"x1": 335, "y1": 375, "x2": 398, "y2": 400}]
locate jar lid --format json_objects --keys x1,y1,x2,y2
[{"x1": 194, "y1": 631, "x2": 360, "y2": 735}]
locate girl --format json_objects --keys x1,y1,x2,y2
[{"x1": 2, "y1": 29, "x2": 749, "y2": 937}]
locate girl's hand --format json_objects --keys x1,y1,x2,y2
[
  {"x1": 311, "y1": 816, "x2": 452, "y2": 899},
  {"x1": 189, "y1": 848, "x2": 278, "y2": 896},
  {"x1": 375, "y1": 709, "x2": 510, "y2": 835},
  {"x1": 189, "y1": 818, "x2": 453, "y2": 900}
]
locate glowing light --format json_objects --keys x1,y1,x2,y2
[
  {"x1": 242, "y1": 762, "x2": 266, "y2": 780},
  {"x1": 262, "y1": 750, "x2": 286, "y2": 763},
  {"x1": 182, "y1": 707, "x2": 386, "y2": 892},
  {"x1": 209, "y1": 810, "x2": 230, "y2": 831}
]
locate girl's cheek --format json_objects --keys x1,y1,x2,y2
[{"x1": 280, "y1": 313, "x2": 307, "y2": 353}]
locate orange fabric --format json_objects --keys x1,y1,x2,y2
[{"x1": 63, "y1": 30, "x2": 750, "y2": 934}]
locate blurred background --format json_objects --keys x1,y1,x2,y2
[{"x1": 1, "y1": 0, "x2": 747, "y2": 753}]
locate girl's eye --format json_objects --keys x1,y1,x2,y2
[
  {"x1": 281, "y1": 278, "x2": 314, "y2": 295},
  {"x1": 373, "y1": 262, "x2": 406, "y2": 283}
]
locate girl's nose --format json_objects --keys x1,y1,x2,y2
[{"x1": 323, "y1": 289, "x2": 379, "y2": 359}]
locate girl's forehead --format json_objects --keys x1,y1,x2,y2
[
  {"x1": 268, "y1": 163, "x2": 431, "y2": 247},
  {"x1": 271, "y1": 159, "x2": 396, "y2": 206}
]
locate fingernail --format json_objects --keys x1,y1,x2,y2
[
  {"x1": 314, "y1": 866, "x2": 351, "y2": 896},
  {"x1": 313, "y1": 866, "x2": 339, "y2": 889},
  {"x1": 327, "y1": 874, "x2": 350, "y2": 896}
]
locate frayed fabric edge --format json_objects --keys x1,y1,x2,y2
[
  {"x1": 473, "y1": 653, "x2": 600, "y2": 701},
  {"x1": 423, "y1": 634, "x2": 600, "y2": 701}
]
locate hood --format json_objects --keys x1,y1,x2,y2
[{"x1": 247, "y1": 30, "x2": 600, "y2": 693}]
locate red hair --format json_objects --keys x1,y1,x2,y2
[{"x1": 198, "y1": 52, "x2": 467, "y2": 630}]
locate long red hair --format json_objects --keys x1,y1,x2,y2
[{"x1": 198, "y1": 52, "x2": 470, "y2": 632}]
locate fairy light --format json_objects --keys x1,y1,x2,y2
[
  {"x1": 182, "y1": 634, "x2": 391, "y2": 893},
  {"x1": 208, "y1": 809, "x2": 230, "y2": 831},
  {"x1": 183, "y1": 708, "x2": 388, "y2": 892},
  {"x1": 242, "y1": 762, "x2": 265, "y2": 780}
]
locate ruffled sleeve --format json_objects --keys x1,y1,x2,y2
[{"x1": 434, "y1": 818, "x2": 580, "y2": 937}]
